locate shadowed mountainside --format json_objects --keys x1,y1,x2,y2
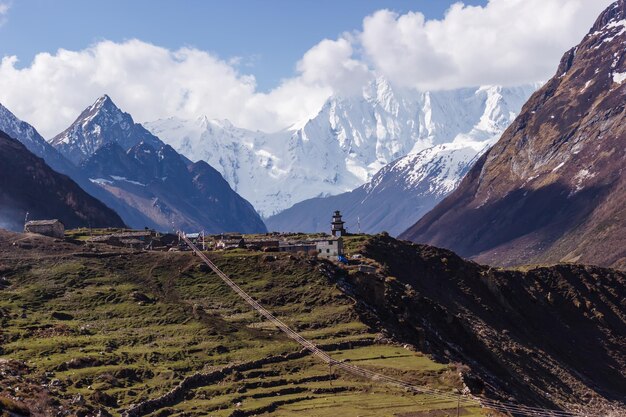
[
  {"x1": 0, "y1": 129, "x2": 125, "y2": 230},
  {"x1": 346, "y1": 235, "x2": 626, "y2": 412},
  {"x1": 401, "y1": 1, "x2": 626, "y2": 270}
]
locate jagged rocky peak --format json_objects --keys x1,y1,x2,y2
[
  {"x1": 590, "y1": 0, "x2": 625, "y2": 33},
  {"x1": 50, "y1": 95, "x2": 163, "y2": 165},
  {"x1": 86, "y1": 94, "x2": 116, "y2": 114}
]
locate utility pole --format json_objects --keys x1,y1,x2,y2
[
  {"x1": 357, "y1": 216, "x2": 361, "y2": 234},
  {"x1": 329, "y1": 362, "x2": 333, "y2": 387}
]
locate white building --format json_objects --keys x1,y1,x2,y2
[{"x1": 316, "y1": 238, "x2": 343, "y2": 259}]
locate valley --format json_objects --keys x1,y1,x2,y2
[{"x1": 0, "y1": 2, "x2": 624, "y2": 417}]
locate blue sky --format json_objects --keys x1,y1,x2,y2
[{"x1": 0, "y1": 0, "x2": 486, "y2": 91}]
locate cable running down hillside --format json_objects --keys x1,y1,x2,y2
[{"x1": 180, "y1": 233, "x2": 603, "y2": 417}]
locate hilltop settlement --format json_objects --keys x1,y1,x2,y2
[{"x1": 26, "y1": 211, "x2": 351, "y2": 262}]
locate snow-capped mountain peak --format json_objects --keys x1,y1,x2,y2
[
  {"x1": 146, "y1": 79, "x2": 537, "y2": 217},
  {"x1": 50, "y1": 95, "x2": 163, "y2": 165}
]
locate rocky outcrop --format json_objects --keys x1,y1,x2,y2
[{"x1": 348, "y1": 235, "x2": 626, "y2": 413}]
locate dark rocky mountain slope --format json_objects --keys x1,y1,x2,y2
[
  {"x1": 80, "y1": 140, "x2": 267, "y2": 233},
  {"x1": 0, "y1": 101, "x2": 167, "y2": 228},
  {"x1": 344, "y1": 235, "x2": 625, "y2": 413},
  {"x1": 0, "y1": 103, "x2": 78, "y2": 177},
  {"x1": 0, "y1": 130, "x2": 125, "y2": 230},
  {"x1": 401, "y1": 1, "x2": 626, "y2": 270}
]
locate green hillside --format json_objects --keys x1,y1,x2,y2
[{"x1": 0, "y1": 231, "x2": 481, "y2": 417}]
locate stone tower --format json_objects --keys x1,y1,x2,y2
[{"x1": 331, "y1": 210, "x2": 346, "y2": 237}]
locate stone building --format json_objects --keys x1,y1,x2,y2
[
  {"x1": 278, "y1": 241, "x2": 317, "y2": 254},
  {"x1": 24, "y1": 219, "x2": 65, "y2": 239},
  {"x1": 316, "y1": 238, "x2": 343, "y2": 259}
]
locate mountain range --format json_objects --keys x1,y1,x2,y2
[
  {"x1": 0, "y1": 77, "x2": 538, "y2": 236},
  {"x1": 401, "y1": 0, "x2": 626, "y2": 270},
  {"x1": 146, "y1": 81, "x2": 537, "y2": 218},
  {"x1": 263, "y1": 83, "x2": 539, "y2": 235},
  {"x1": 0, "y1": 97, "x2": 267, "y2": 233}
]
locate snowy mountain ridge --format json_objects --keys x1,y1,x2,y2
[
  {"x1": 265, "y1": 136, "x2": 498, "y2": 236},
  {"x1": 146, "y1": 79, "x2": 538, "y2": 217},
  {"x1": 0, "y1": 102, "x2": 64, "y2": 166}
]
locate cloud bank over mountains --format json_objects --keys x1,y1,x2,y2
[{"x1": 0, "y1": 0, "x2": 613, "y2": 137}]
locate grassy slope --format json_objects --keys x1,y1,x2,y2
[{"x1": 0, "y1": 231, "x2": 483, "y2": 417}]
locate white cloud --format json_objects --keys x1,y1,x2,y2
[
  {"x1": 296, "y1": 37, "x2": 371, "y2": 96},
  {"x1": 0, "y1": 40, "x2": 344, "y2": 137},
  {"x1": 0, "y1": 0, "x2": 615, "y2": 137},
  {"x1": 360, "y1": 0, "x2": 614, "y2": 90},
  {"x1": 0, "y1": 2, "x2": 10, "y2": 26}
]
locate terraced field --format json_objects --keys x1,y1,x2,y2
[
  {"x1": 0, "y1": 231, "x2": 483, "y2": 417},
  {"x1": 144, "y1": 345, "x2": 484, "y2": 417}
]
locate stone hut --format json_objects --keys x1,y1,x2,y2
[{"x1": 24, "y1": 219, "x2": 65, "y2": 239}]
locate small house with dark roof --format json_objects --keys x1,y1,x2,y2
[{"x1": 24, "y1": 219, "x2": 65, "y2": 239}]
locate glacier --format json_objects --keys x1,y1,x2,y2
[{"x1": 146, "y1": 79, "x2": 538, "y2": 218}]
